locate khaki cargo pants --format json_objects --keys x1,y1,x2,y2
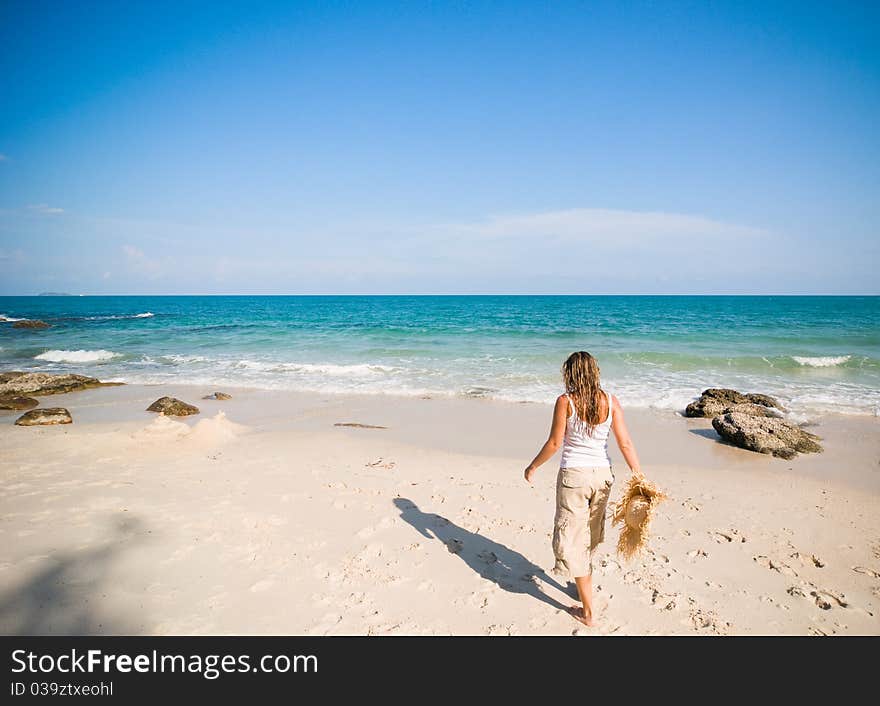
[{"x1": 551, "y1": 465, "x2": 614, "y2": 578}]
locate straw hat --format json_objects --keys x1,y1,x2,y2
[{"x1": 611, "y1": 474, "x2": 666, "y2": 559}]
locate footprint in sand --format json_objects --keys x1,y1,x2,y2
[
  {"x1": 687, "y1": 549, "x2": 709, "y2": 560},
  {"x1": 754, "y1": 555, "x2": 798, "y2": 577},
  {"x1": 365, "y1": 458, "x2": 396, "y2": 470},
  {"x1": 687, "y1": 609, "x2": 730, "y2": 634},
  {"x1": 852, "y1": 566, "x2": 880, "y2": 579},
  {"x1": 651, "y1": 589, "x2": 678, "y2": 611},
  {"x1": 486, "y1": 624, "x2": 516, "y2": 636},
  {"x1": 477, "y1": 550, "x2": 499, "y2": 564},
  {"x1": 790, "y1": 551, "x2": 825, "y2": 568},
  {"x1": 808, "y1": 626, "x2": 836, "y2": 636},
  {"x1": 446, "y1": 538, "x2": 464, "y2": 554},
  {"x1": 682, "y1": 498, "x2": 701, "y2": 512},
  {"x1": 598, "y1": 558, "x2": 621, "y2": 574},
  {"x1": 647, "y1": 550, "x2": 670, "y2": 564},
  {"x1": 622, "y1": 569, "x2": 641, "y2": 584},
  {"x1": 710, "y1": 529, "x2": 747, "y2": 544},
  {"x1": 810, "y1": 589, "x2": 848, "y2": 610}
]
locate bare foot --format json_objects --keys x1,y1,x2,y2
[{"x1": 567, "y1": 605, "x2": 597, "y2": 627}]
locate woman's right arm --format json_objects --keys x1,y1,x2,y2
[{"x1": 610, "y1": 395, "x2": 642, "y2": 475}]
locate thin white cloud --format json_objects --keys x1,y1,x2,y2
[
  {"x1": 441, "y1": 208, "x2": 764, "y2": 243},
  {"x1": 0, "y1": 248, "x2": 25, "y2": 263},
  {"x1": 122, "y1": 244, "x2": 163, "y2": 278},
  {"x1": 0, "y1": 154, "x2": 7, "y2": 161},
  {"x1": 27, "y1": 203, "x2": 65, "y2": 215}
]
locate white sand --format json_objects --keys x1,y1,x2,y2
[{"x1": 1, "y1": 384, "x2": 878, "y2": 635}]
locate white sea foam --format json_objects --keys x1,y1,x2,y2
[
  {"x1": 233, "y1": 360, "x2": 396, "y2": 376},
  {"x1": 791, "y1": 355, "x2": 851, "y2": 367},
  {"x1": 0, "y1": 314, "x2": 25, "y2": 322},
  {"x1": 35, "y1": 349, "x2": 121, "y2": 363},
  {"x1": 60, "y1": 348, "x2": 877, "y2": 418},
  {"x1": 280, "y1": 362, "x2": 396, "y2": 376},
  {"x1": 161, "y1": 354, "x2": 211, "y2": 364},
  {"x1": 84, "y1": 312, "x2": 154, "y2": 321}
]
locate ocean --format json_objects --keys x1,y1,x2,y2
[{"x1": 1, "y1": 296, "x2": 878, "y2": 418}]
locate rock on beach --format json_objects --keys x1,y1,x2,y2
[
  {"x1": 147, "y1": 397, "x2": 200, "y2": 416},
  {"x1": 0, "y1": 396, "x2": 39, "y2": 410},
  {"x1": 0, "y1": 372, "x2": 120, "y2": 396},
  {"x1": 685, "y1": 388, "x2": 784, "y2": 418},
  {"x1": 15, "y1": 408, "x2": 73, "y2": 426},
  {"x1": 711, "y1": 412, "x2": 822, "y2": 459}
]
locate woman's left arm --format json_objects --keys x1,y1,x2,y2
[{"x1": 524, "y1": 395, "x2": 568, "y2": 483}]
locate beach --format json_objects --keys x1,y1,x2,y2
[{"x1": 1, "y1": 383, "x2": 878, "y2": 636}]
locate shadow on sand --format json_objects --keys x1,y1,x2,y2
[
  {"x1": 393, "y1": 497, "x2": 571, "y2": 612},
  {"x1": 689, "y1": 427, "x2": 743, "y2": 450},
  {"x1": 689, "y1": 428, "x2": 722, "y2": 441},
  {"x1": 0, "y1": 514, "x2": 149, "y2": 635}
]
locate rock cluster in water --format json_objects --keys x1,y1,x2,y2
[{"x1": 11, "y1": 319, "x2": 51, "y2": 329}]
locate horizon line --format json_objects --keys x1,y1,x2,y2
[{"x1": 2, "y1": 293, "x2": 878, "y2": 298}]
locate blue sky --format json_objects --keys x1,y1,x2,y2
[{"x1": 1, "y1": 0, "x2": 878, "y2": 294}]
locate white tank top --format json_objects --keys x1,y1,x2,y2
[{"x1": 559, "y1": 390, "x2": 613, "y2": 469}]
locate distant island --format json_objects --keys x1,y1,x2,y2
[{"x1": 37, "y1": 292, "x2": 74, "y2": 296}]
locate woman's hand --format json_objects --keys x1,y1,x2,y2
[{"x1": 524, "y1": 465, "x2": 537, "y2": 484}]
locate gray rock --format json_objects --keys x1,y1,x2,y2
[
  {"x1": 685, "y1": 388, "x2": 784, "y2": 418},
  {"x1": 711, "y1": 412, "x2": 822, "y2": 459},
  {"x1": 11, "y1": 319, "x2": 51, "y2": 329},
  {"x1": 146, "y1": 396, "x2": 200, "y2": 416},
  {"x1": 722, "y1": 402, "x2": 782, "y2": 418},
  {"x1": 203, "y1": 392, "x2": 232, "y2": 400},
  {"x1": 15, "y1": 407, "x2": 72, "y2": 426},
  {"x1": 0, "y1": 396, "x2": 39, "y2": 410},
  {"x1": 0, "y1": 372, "x2": 121, "y2": 397}
]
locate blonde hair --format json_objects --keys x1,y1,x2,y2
[{"x1": 562, "y1": 351, "x2": 606, "y2": 434}]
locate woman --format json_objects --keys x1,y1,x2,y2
[{"x1": 524, "y1": 351, "x2": 642, "y2": 626}]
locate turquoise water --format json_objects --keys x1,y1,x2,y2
[{"x1": 1, "y1": 296, "x2": 878, "y2": 417}]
